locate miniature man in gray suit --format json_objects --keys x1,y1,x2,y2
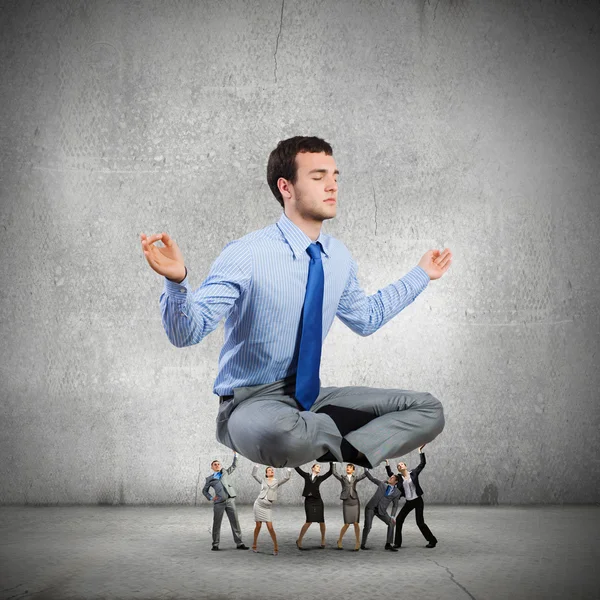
[
  {"x1": 360, "y1": 469, "x2": 402, "y2": 551},
  {"x1": 202, "y1": 452, "x2": 249, "y2": 551}
]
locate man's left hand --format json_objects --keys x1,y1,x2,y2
[{"x1": 418, "y1": 248, "x2": 452, "y2": 280}]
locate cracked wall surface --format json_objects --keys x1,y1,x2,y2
[{"x1": 0, "y1": 0, "x2": 599, "y2": 505}]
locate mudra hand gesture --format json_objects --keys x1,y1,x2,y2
[
  {"x1": 140, "y1": 232, "x2": 186, "y2": 283},
  {"x1": 418, "y1": 248, "x2": 452, "y2": 280}
]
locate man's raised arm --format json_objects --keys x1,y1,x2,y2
[
  {"x1": 364, "y1": 469, "x2": 381, "y2": 485},
  {"x1": 141, "y1": 233, "x2": 252, "y2": 348},
  {"x1": 225, "y1": 452, "x2": 238, "y2": 475},
  {"x1": 336, "y1": 249, "x2": 452, "y2": 337}
]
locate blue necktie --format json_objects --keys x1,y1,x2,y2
[
  {"x1": 386, "y1": 485, "x2": 392, "y2": 496},
  {"x1": 295, "y1": 242, "x2": 324, "y2": 411}
]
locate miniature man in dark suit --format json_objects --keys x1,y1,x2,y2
[
  {"x1": 295, "y1": 462, "x2": 333, "y2": 549},
  {"x1": 361, "y1": 469, "x2": 402, "y2": 551},
  {"x1": 202, "y1": 452, "x2": 249, "y2": 551},
  {"x1": 385, "y1": 444, "x2": 437, "y2": 548}
]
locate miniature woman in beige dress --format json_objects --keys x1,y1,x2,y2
[{"x1": 251, "y1": 464, "x2": 292, "y2": 555}]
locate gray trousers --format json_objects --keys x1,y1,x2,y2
[
  {"x1": 362, "y1": 507, "x2": 395, "y2": 546},
  {"x1": 216, "y1": 376, "x2": 444, "y2": 468},
  {"x1": 212, "y1": 498, "x2": 243, "y2": 547}
]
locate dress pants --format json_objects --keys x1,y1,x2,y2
[
  {"x1": 216, "y1": 375, "x2": 444, "y2": 468},
  {"x1": 361, "y1": 507, "x2": 395, "y2": 546},
  {"x1": 394, "y1": 496, "x2": 436, "y2": 546},
  {"x1": 212, "y1": 498, "x2": 243, "y2": 547}
]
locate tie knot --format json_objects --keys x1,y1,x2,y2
[{"x1": 306, "y1": 242, "x2": 322, "y2": 261}]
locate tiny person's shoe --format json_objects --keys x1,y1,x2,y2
[
  {"x1": 426, "y1": 541, "x2": 437, "y2": 548},
  {"x1": 385, "y1": 543, "x2": 398, "y2": 552},
  {"x1": 336, "y1": 540, "x2": 343, "y2": 550},
  {"x1": 236, "y1": 544, "x2": 249, "y2": 550},
  {"x1": 251, "y1": 545, "x2": 258, "y2": 553},
  {"x1": 295, "y1": 539, "x2": 304, "y2": 551},
  {"x1": 273, "y1": 547, "x2": 279, "y2": 556},
  {"x1": 360, "y1": 545, "x2": 370, "y2": 550},
  {"x1": 392, "y1": 544, "x2": 402, "y2": 549},
  {"x1": 211, "y1": 546, "x2": 219, "y2": 551}
]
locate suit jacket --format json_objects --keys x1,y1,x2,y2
[
  {"x1": 202, "y1": 455, "x2": 238, "y2": 502},
  {"x1": 386, "y1": 452, "x2": 426, "y2": 498},
  {"x1": 332, "y1": 464, "x2": 367, "y2": 500},
  {"x1": 252, "y1": 465, "x2": 291, "y2": 502},
  {"x1": 364, "y1": 470, "x2": 401, "y2": 516},
  {"x1": 295, "y1": 463, "x2": 333, "y2": 499}
]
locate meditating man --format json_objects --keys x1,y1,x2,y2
[{"x1": 141, "y1": 136, "x2": 451, "y2": 468}]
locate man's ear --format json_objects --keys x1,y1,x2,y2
[{"x1": 277, "y1": 177, "x2": 292, "y2": 202}]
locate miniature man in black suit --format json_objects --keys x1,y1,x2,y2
[{"x1": 385, "y1": 444, "x2": 437, "y2": 548}]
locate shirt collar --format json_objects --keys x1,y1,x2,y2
[{"x1": 276, "y1": 212, "x2": 330, "y2": 260}]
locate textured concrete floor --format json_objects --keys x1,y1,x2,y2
[{"x1": 0, "y1": 506, "x2": 598, "y2": 600}]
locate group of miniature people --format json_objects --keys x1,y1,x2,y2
[{"x1": 202, "y1": 445, "x2": 437, "y2": 555}]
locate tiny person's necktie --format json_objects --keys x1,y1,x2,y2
[{"x1": 295, "y1": 242, "x2": 324, "y2": 411}]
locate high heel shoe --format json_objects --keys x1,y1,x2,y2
[
  {"x1": 336, "y1": 540, "x2": 343, "y2": 550},
  {"x1": 252, "y1": 545, "x2": 258, "y2": 553}
]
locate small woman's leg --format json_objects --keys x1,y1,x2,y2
[
  {"x1": 338, "y1": 523, "x2": 349, "y2": 548},
  {"x1": 253, "y1": 521, "x2": 262, "y2": 551},
  {"x1": 353, "y1": 522, "x2": 360, "y2": 550},
  {"x1": 266, "y1": 522, "x2": 278, "y2": 555}
]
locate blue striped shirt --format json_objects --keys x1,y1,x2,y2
[{"x1": 160, "y1": 212, "x2": 430, "y2": 396}]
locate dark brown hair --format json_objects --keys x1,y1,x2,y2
[{"x1": 267, "y1": 136, "x2": 333, "y2": 207}]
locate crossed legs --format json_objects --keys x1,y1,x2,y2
[{"x1": 223, "y1": 381, "x2": 444, "y2": 468}]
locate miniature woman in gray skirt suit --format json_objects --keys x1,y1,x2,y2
[
  {"x1": 332, "y1": 462, "x2": 367, "y2": 551},
  {"x1": 251, "y1": 464, "x2": 292, "y2": 555}
]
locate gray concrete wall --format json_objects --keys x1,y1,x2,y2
[{"x1": 0, "y1": 0, "x2": 598, "y2": 505}]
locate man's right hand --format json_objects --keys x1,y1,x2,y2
[
  {"x1": 140, "y1": 232, "x2": 186, "y2": 283},
  {"x1": 212, "y1": 496, "x2": 220, "y2": 502}
]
